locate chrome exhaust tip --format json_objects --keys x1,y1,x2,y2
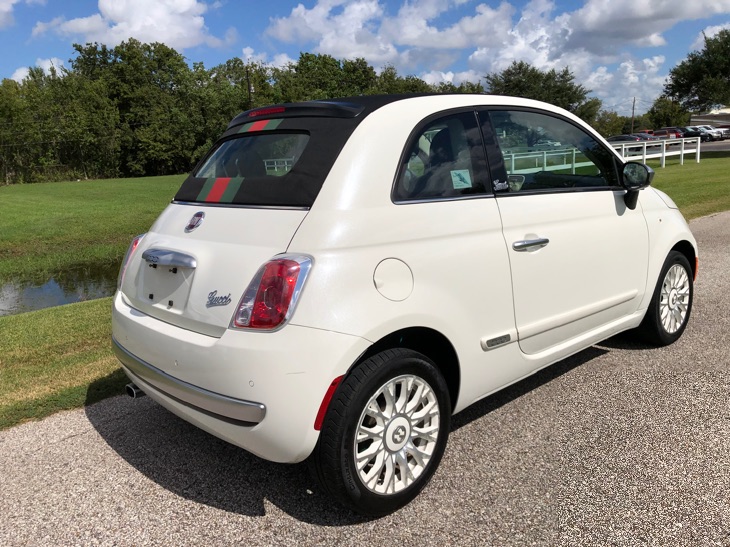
[{"x1": 125, "y1": 383, "x2": 145, "y2": 399}]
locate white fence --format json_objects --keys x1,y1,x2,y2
[
  {"x1": 609, "y1": 137, "x2": 701, "y2": 167},
  {"x1": 267, "y1": 139, "x2": 701, "y2": 178},
  {"x1": 264, "y1": 158, "x2": 294, "y2": 173},
  {"x1": 502, "y1": 138, "x2": 701, "y2": 174},
  {"x1": 504, "y1": 148, "x2": 594, "y2": 174}
]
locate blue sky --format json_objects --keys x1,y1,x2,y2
[{"x1": 2, "y1": 0, "x2": 730, "y2": 115}]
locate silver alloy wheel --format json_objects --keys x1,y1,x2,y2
[
  {"x1": 659, "y1": 263, "x2": 691, "y2": 334},
  {"x1": 354, "y1": 374, "x2": 440, "y2": 495}
]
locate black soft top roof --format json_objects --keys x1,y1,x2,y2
[
  {"x1": 175, "y1": 94, "x2": 429, "y2": 208},
  {"x1": 226, "y1": 94, "x2": 431, "y2": 130}
]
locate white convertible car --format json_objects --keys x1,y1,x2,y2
[{"x1": 112, "y1": 94, "x2": 697, "y2": 515}]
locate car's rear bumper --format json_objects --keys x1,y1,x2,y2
[
  {"x1": 113, "y1": 338, "x2": 267, "y2": 424},
  {"x1": 112, "y1": 291, "x2": 371, "y2": 463}
]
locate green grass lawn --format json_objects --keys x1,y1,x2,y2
[
  {"x1": 0, "y1": 152, "x2": 728, "y2": 430},
  {"x1": 648, "y1": 151, "x2": 730, "y2": 219},
  {"x1": 0, "y1": 175, "x2": 185, "y2": 285},
  {"x1": 0, "y1": 297, "x2": 124, "y2": 429}
]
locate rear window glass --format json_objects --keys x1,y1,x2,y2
[
  {"x1": 174, "y1": 116, "x2": 361, "y2": 208},
  {"x1": 195, "y1": 133, "x2": 310, "y2": 180}
]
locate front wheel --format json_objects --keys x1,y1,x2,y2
[
  {"x1": 310, "y1": 348, "x2": 451, "y2": 516},
  {"x1": 636, "y1": 251, "x2": 694, "y2": 346}
]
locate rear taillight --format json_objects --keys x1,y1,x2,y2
[
  {"x1": 117, "y1": 234, "x2": 145, "y2": 290},
  {"x1": 232, "y1": 255, "x2": 312, "y2": 330}
]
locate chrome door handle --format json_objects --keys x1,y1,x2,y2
[{"x1": 512, "y1": 238, "x2": 550, "y2": 252}]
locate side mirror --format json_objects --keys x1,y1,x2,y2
[{"x1": 621, "y1": 162, "x2": 654, "y2": 210}]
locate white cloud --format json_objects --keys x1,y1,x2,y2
[
  {"x1": 36, "y1": 56, "x2": 63, "y2": 73},
  {"x1": 0, "y1": 0, "x2": 19, "y2": 29},
  {"x1": 420, "y1": 68, "x2": 481, "y2": 86},
  {"x1": 241, "y1": 46, "x2": 295, "y2": 68},
  {"x1": 11, "y1": 56, "x2": 64, "y2": 82},
  {"x1": 241, "y1": 46, "x2": 268, "y2": 64},
  {"x1": 271, "y1": 53, "x2": 296, "y2": 68},
  {"x1": 258, "y1": 0, "x2": 730, "y2": 114},
  {"x1": 0, "y1": 0, "x2": 42, "y2": 28},
  {"x1": 690, "y1": 23, "x2": 730, "y2": 50},
  {"x1": 583, "y1": 56, "x2": 667, "y2": 115},
  {"x1": 19, "y1": 0, "x2": 724, "y2": 116},
  {"x1": 31, "y1": 0, "x2": 234, "y2": 49},
  {"x1": 10, "y1": 66, "x2": 28, "y2": 81},
  {"x1": 381, "y1": 0, "x2": 514, "y2": 49},
  {"x1": 267, "y1": 0, "x2": 399, "y2": 63},
  {"x1": 564, "y1": 0, "x2": 730, "y2": 55},
  {"x1": 421, "y1": 69, "x2": 455, "y2": 85}
]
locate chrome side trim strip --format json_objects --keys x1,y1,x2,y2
[
  {"x1": 393, "y1": 193, "x2": 495, "y2": 205},
  {"x1": 518, "y1": 289, "x2": 639, "y2": 340},
  {"x1": 112, "y1": 337, "x2": 266, "y2": 424}
]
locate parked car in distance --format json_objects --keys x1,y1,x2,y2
[
  {"x1": 716, "y1": 124, "x2": 730, "y2": 138},
  {"x1": 112, "y1": 94, "x2": 698, "y2": 516},
  {"x1": 633, "y1": 132, "x2": 660, "y2": 140},
  {"x1": 607, "y1": 134, "x2": 641, "y2": 142},
  {"x1": 701, "y1": 125, "x2": 730, "y2": 139},
  {"x1": 678, "y1": 126, "x2": 711, "y2": 142},
  {"x1": 697, "y1": 125, "x2": 725, "y2": 140},
  {"x1": 652, "y1": 129, "x2": 677, "y2": 140},
  {"x1": 687, "y1": 126, "x2": 716, "y2": 141},
  {"x1": 606, "y1": 134, "x2": 659, "y2": 143},
  {"x1": 654, "y1": 127, "x2": 684, "y2": 139},
  {"x1": 659, "y1": 127, "x2": 685, "y2": 139}
]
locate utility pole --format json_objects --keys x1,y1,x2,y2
[
  {"x1": 630, "y1": 97, "x2": 636, "y2": 133},
  {"x1": 245, "y1": 66, "x2": 252, "y2": 110}
]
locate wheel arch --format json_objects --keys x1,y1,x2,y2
[
  {"x1": 354, "y1": 327, "x2": 460, "y2": 412},
  {"x1": 671, "y1": 239, "x2": 697, "y2": 279}
]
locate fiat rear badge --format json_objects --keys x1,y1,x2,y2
[{"x1": 185, "y1": 211, "x2": 205, "y2": 233}]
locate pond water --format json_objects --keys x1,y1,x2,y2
[{"x1": 0, "y1": 263, "x2": 120, "y2": 317}]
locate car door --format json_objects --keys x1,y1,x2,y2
[{"x1": 478, "y1": 108, "x2": 649, "y2": 355}]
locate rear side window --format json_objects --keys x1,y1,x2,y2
[
  {"x1": 393, "y1": 111, "x2": 489, "y2": 201},
  {"x1": 175, "y1": 116, "x2": 360, "y2": 208}
]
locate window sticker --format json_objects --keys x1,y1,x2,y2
[
  {"x1": 493, "y1": 179, "x2": 509, "y2": 191},
  {"x1": 450, "y1": 169, "x2": 472, "y2": 189}
]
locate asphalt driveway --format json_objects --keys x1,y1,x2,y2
[{"x1": 1, "y1": 211, "x2": 729, "y2": 546}]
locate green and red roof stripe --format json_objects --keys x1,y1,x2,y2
[
  {"x1": 196, "y1": 177, "x2": 244, "y2": 202},
  {"x1": 238, "y1": 118, "x2": 283, "y2": 133}
]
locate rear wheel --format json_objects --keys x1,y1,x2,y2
[
  {"x1": 310, "y1": 348, "x2": 451, "y2": 516},
  {"x1": 636, "y1": 251, "x2": 693, "y2": 346}
]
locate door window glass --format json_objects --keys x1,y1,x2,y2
[{"x1": 483, "y1": 110, "x2": 618, "y2": 193}]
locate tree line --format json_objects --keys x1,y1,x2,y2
[
  {"x1": 1, "y1": 31, "x2": 726, "y2": 185},
  {"x1": 0, "y1": 40, "x2": 484, "y2": 184}
]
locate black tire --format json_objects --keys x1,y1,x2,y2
[
  {"x1": 636, "y1": 251, "x2": 693, "y2": 346},
  {"x1": 310, "y1": 348, "x2": 451, "y2": 516}
]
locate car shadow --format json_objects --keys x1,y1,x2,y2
[
  {"x1": 85, "y1": 343, "x2": 609, "y2": 525},
  {"x1": 450, "y1": 345, "x2": 608, "y2": 431},
  {"x1": 594, "y1": 330, "x2": 656, "y2": 351},
  {"x1": 84, "y1": 376, "x2": 371, "y2": 526}
]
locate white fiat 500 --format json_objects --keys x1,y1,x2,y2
[{"x1": 113, "y1": 94, "x2": 697, "y2": 515}]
